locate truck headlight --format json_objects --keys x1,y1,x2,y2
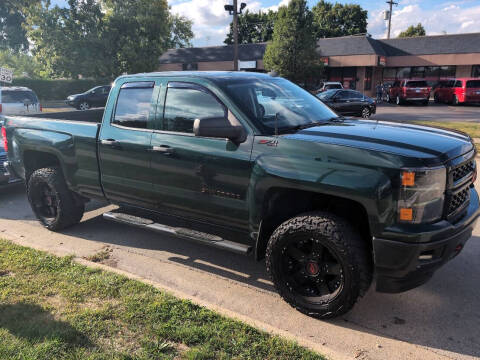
[{"x1": 397, "y1": 167, "x2": 446, "y2": 224}]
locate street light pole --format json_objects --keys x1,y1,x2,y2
[{"x1": 225, "y1": 2, "x2": 247, "y2": 71}]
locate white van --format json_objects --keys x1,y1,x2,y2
[{"x1": 0, "y1": 86, "x2": 42, "y2": 115}]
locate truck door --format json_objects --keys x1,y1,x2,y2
[
  {"x1": 149, "y1": 81, "x2": 253, "y2": 231},
  {"x1": 98, "y1": 80, "x2": 158, "y2": 207}
]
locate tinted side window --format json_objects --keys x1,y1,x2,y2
[
  {"x1": 113, "y1": 85, "x2": 154, "y2": 129},
  {"x1": 454, "y1": 80, "x2": 462, "y2": 88},
  {"x1": 163, "y1": 87, "x2": 225, "y2": 134},
  {"x1": 348, "y1": 91, "x2": 362, "y2": 99}
]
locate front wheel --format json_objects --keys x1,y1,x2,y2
[
  {"x1": 396, "y1": 96, "x2": 402, "y2": 105},
  {"x1": 27, "y1": 167, "x2": 85, "y2": 231},
  {"x1": 361, "y1": 106, "x2": 371, "y2": 118},
  {"x1": 78, "y1": 101, "x2": 90, "y2": 111},
  {"x1": 266, "y1": 212, "x2": 372, "y2": 319}
]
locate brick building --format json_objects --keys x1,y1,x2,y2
[{"x1": 158, "y1": 32, "x2": 480, "y2": 97}]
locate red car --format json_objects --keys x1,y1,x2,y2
[
  {"x1": 387, "y1": 79, "x2": 430, "y2": 105},
  {"x1": 433, "y1": 78, "x2": 480, "y2": 105}
]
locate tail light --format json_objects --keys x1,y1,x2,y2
[
  {"x1": 39, "y1": 104, "x2": 42, "y2": 112},
  {"x1": 0, "y1": 104, "x2": 2, "y2": 113},
  {"x1": 1, "y1": 126, "x2": 7, "y2": 152}
]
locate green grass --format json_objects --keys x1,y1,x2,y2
[
  {"x1": 0, "y1": 239, "x2": 324, "y2": 360},
  {"x1": 413, "y1": 121, "x2": 480, "y2": 139}
]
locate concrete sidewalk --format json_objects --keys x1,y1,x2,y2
[{"x1": 1, "y1": 183, "x2": 479, "y2": 360}]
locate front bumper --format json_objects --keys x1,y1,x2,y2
[{"x1": 373, "y1": 187, "x2": 480, "y2": 293}]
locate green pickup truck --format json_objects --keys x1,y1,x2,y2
[{"x1": 2, "y1": 72, "x2": 479, "y2": 318}]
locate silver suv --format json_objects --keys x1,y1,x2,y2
[{"x1": 0, "y1": 86, "x2": 41, "y2": 115}]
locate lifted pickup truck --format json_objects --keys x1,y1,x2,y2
[{"x1": 2, "y1": 72, "x2": 479, "y2": 318}]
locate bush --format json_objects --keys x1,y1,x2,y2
[{"x1": 10, "y1": 78, "x2": 112, "y2": 101}]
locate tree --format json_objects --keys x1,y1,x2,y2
[
  {"x1": 311, "y1": 0, "x2": 367, "y2": 38},
  {"x1": 0, "y1": 0, "x2": 38, "y2": 52},
  {"x1": 398, "y1": 23, "x2": 426, "y2": 38},
  {"x1": 263, "y1": 0, "x2": 322, "y2": 83},
  {"x1": 24, "y1": 0, "x2": 193, "y2": 79},
  {"x1": 0, "y1": 50, "x2": 45, "y2": 78},
  {"x1": 224, "y1": 10, "x2": 277, "y2": 45}
]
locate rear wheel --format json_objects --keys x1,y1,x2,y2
[
  {"x1": 78, "y1": 101, "x2": 90, "y2": 111},
  {"x1": 422, "y1": 99, "x2": 429, "y2": 106},
  {"x1": 27, "y1": 167, "x2": 85, "y2": 231},
  {"x1": 266, "y1": 212, "x2": 372, "y2": 318}
]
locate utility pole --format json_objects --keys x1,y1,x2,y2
[
  {"x1": 233, "y1": 0, "x2": 239, "y2": 71},
  {"x1": 225, "y1": 2, "x2": 247, "y2": 71},
  {"x1": 386, "y1": 0, "x2": 398, "y2": 39}
]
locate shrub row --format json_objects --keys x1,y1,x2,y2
[{"x1": 10, "y1": 78, "x2": 112, "y2": 101}]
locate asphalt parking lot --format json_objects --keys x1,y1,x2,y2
[
  {"x1": 371, "y1": 101, "x2": 480, "y2": 123},
  {"x1": 2, "y1": 104, "x2": 480, "y2": 360}
]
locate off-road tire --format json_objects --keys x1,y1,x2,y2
[
  {"x1": 27, "y1": 167, "x2": 85, "y2": 231},
  {"x1": 265, "y1": 211, "x2": 372, "y2": 319}
]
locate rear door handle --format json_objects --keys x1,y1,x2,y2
[{"x1": 150, "y1": 145, "x2": 174, "y2": 155}]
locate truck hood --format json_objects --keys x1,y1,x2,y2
[{"x1": 284, "y1": 119, "x2": 473, "y2": 166}]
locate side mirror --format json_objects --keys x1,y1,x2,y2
[{"x1": 194, "y1": 117, "x2": 246, "y2": 144}]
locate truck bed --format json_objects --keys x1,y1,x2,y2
[
  {"x1": 4, "y1": 112, "x2": 103, "y2": 199},
  {"x1": 21, "y1": 108, "x2": 104, "y2": 123}
]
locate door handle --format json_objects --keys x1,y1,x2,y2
[
  {"x1": 100, "y1": 139, "x2": 122, "y2": 149},
  {"x1": 150, "y1": 145, "x2": 174, "y2": 155}
]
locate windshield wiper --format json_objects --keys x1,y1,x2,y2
[{"x1": 279, "y1": 117, "x2": 345, "y2": 134}]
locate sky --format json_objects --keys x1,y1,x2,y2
[{"x1": 50, "y1": 0, "x2": 480, "y2": 47}]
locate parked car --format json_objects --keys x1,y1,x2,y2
[
  {"x1": 0, "y1": 86, "x2": 42, "y2": 115},
  {"x1": 66, "y1": 85, "x2": 111, "y2": 110},
  {"x1": 317, "y1": 89, "x2": 376, "y2": 118},
  {"x1": 433, "y1": 78, "x2": 480, "y2": 105},
  {"x1": 314, "y1": 81, "x2": 343, "y2": 93},
  {"x1": 3, "y1": 72, "x2": 479, "y2": 319},
  {"x1": 387, "y1": 79, "x2": 431, "y2": 105}
]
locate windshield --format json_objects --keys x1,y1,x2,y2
[
  {"x1": 317, "y1": 89, "x2": 338, "y2": 100},
  {"x1": 325, "y1": 84, "x2": 342, "y2": 90},
  {"x1": 215, "y1": 77, "x2": 338, "y2": 135}
]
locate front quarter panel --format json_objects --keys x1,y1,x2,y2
[{"x1": 249, "y1": 136, "x2": 409, "y2": 236}]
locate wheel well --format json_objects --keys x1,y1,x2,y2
[
  {"x1": 23, "y1": 151, "x2": 60, "y2": 181},
  {"x1": 255, "y1": 188, "x2": 371, "y2": 260}
]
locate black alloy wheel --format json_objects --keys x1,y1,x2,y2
[{"x1": 280, "y1": 235, "x2": 344, "y2": 302}]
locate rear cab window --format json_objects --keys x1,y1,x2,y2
[
  {"x1": 112, "y1": 81, "x2": 155, "y2": 129},
  {"x1": 1, "y1": 90, "x2": 38, "y2": 103}
]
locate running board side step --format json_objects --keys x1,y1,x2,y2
[{"x1": 103, "y1": 212, "x2": 252, "y2": 256}]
